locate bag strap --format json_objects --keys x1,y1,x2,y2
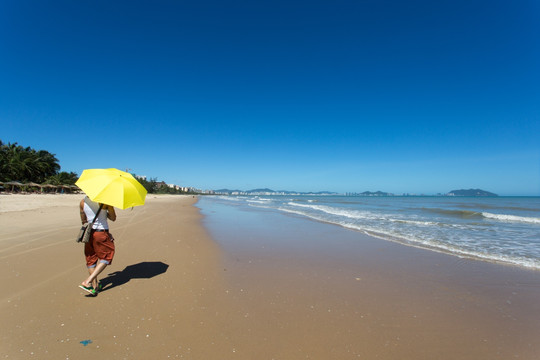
[
  {"x1": 86, "y1": 197, "x2": 104, "y2": 225},
  {"x1": 91, "y1": 204, "x2": 104, "y2": 223}
]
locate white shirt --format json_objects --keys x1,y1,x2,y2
[{"x1": 83, "y1": 197, "x2": 109, "y2": 230}]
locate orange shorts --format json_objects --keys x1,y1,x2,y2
[{"x1": 84, "y1": 230, "x2": 115, "y2": 267}]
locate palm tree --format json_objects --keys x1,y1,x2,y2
[
  {"x1": 46, "y1": 172, "x2": 78, "y2": 185},
  {"x1": 37, "y1": 150, "x2": 60, "y2": 179},
  {"x1": 0, "y1": 141, "x2": 61, "y2": 183},
  {"x1": 1, "y1": 142, "x2": 24, "y2": 181}
]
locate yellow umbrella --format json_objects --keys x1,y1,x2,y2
[{"x1": 75, "y1": 168, "x2": 147, "y2": 209}]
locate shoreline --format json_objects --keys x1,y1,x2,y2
[
  {"x1": 360, "y1": 227, "x2": 540, "y2": 271},
  {"x1": 199, "y1": 196, "x2": 540, "y2": 359},
  {"x1": 2, "y1": 194, "x2": 540, "y2": 359},
  {"x1": 204, "y1": 194, "x2": 540, "y2": 271}
]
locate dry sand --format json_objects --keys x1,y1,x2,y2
[
  {"x1": 1, "y1": 194, "x2": 540, "y2": 359},
  {"x1": 1, "y1": 194, "x2": 236, "y2": 359}
]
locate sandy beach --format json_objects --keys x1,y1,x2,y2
[
  {"x1": 1, "y1": 194, "x2": 235, "y2": 359},
  {"x1": 1, "y1": 194, "x2": 540, "y2": 359}
]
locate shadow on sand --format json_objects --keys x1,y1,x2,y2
[{"x1": 99, "y1": 261, "x2": 169, "y2": 292}]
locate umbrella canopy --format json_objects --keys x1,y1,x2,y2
[
  {"x1": 4, "y1": 181, "x2": 23, "y2": 186},
  {"x1": 4, "y1": 181, "x2": 23, "y2": 191},
  {"x1": 25, "y1": 182, "x2": 43, "y2": 187},
  {"x1": 75, "y1": 168, "x2": 147, "y2": 209}
]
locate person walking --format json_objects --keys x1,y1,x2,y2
[{"x1": 79, "y1": 196, "x2": 116, "y2": 295}]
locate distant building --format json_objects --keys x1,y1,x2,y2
[
  {"x1": 155, "y1": 181, "x2": 168, "y2": 188},
  {"x1": 167, "y1": 184, "x2": 181, "y2": 191}
]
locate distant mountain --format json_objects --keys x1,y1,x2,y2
[
  {"x1": 248, "y1": 188, "x2": 276, "y2": 193},
  {"x1": 447, "y1": 189, "x2": 498, "y2": 197},
  {"x1": 361, "y1": 191, "x2": 392, "y2": 196},
  {"x1": 345, "y1": 191, "x2": 394, "y2": 196},
  {"x1": 214, "y1": 188, "x2": 243, "y2": 193}
]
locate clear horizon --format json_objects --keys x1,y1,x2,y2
[
  {"x1": 1, "y1": 1, "x2": 539, "y2": 196},
  {"x1": 202, "y1": 188, "x2": 527, "y2": 197}
]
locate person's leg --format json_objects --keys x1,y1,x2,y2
[
  {"x1": 84, "y1": 242, "x2": 98, "y2": 290},
  {"x1": 82, "y1": 261, "x2": 108, "y2": 287},
  {"x1": 81, "y1": 231, "x2": 114, "y2": 291},
  {"x1": 87, "y1": 265, "x2": 98, "y2": 289}
]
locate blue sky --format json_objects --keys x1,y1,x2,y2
[{"x1": 1, "y1": 0, "x2": 539, "y2": 195}]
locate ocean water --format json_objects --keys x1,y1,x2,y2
[{"x1": 199, "y1": 195, "x2": 540, "y2": 270}]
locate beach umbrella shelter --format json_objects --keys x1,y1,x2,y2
[
  {"x1": 75, "y1": 168, "x2": 147, "y2": 209},
  {"x1": 4, "y1": 181, "x2": 23, "y2": 192},
  {"x1": 26, "y1": 182, "x2": 42, "y2": 187},
  {"x1": 42, "y1": 184, "x2": 59, "y2": 193},
  {"x1": 25, "y1": 182, "x2": 43, "y2": 193}
]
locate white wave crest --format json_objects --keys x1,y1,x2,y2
[
  {"x1": 482, "y1": 212, "x2": 540, "y2": 224},
  {"x1": 287, "y1": 202, "x2": 376, "y2": 220},
  {"x1": 389, "y1": 219, "x2": 439, "y2": 226},
  {"x1": 215, "y1": 196, "x2": 242, "y2": 202},
  {"x1": 281, "y1": 206, "x2": 540, "y2": 270},
  {"x1": 247, "y1": 199, "x2": 271, "y2": 204}
]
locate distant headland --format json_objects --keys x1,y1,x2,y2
[
  {"x1": 210, "y1": 188, "x2": 498, "y2": 197},
  {"x1": 446, "y1": 189, "x2": 498, "y2": 197}
]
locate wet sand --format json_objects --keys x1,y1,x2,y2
[
  {"x1": 199, "y1": 197, "x2": 540, "y2": 359},
  {"x1": 1, "y1": 194, "x2": 540, "y2": 359}
]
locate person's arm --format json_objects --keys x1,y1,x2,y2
[
  {"x1": 80, "y1": 199, "x2": 88, "y2": 224},
  {"x1": 107, "y1": 205, "x2": 117, "y2": 221}
]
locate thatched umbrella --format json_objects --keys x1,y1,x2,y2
[
  {"x1": 69, "y1": 184, "x2": 82, "y2": 193},
  {"x1": 4, "y1": 181, "x2": 23, "y2": 192},
  {"x1": 60, "y1": 184, "x2": 75, "y2": 193},
  {"x1": 24, "y1": 182, "x2": 43, "y2": 193},
  {"x1": 42, "y1": 184, "x2": 59, "y2": 193}
]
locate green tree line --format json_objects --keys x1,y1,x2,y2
[{"x1": 0, "y1": 140, "x2": 78, "y2": 184}]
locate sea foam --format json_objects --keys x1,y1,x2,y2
[
  {"x1": 206, "y1": 195, "x2": 540, "y2": 270},
  {"x1": 482, "y1": 212, "x2": 540, "y2": 224}
]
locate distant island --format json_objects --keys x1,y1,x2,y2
[{"x1": 446, "y1": 189, "x2": 498, "y2": 197}]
